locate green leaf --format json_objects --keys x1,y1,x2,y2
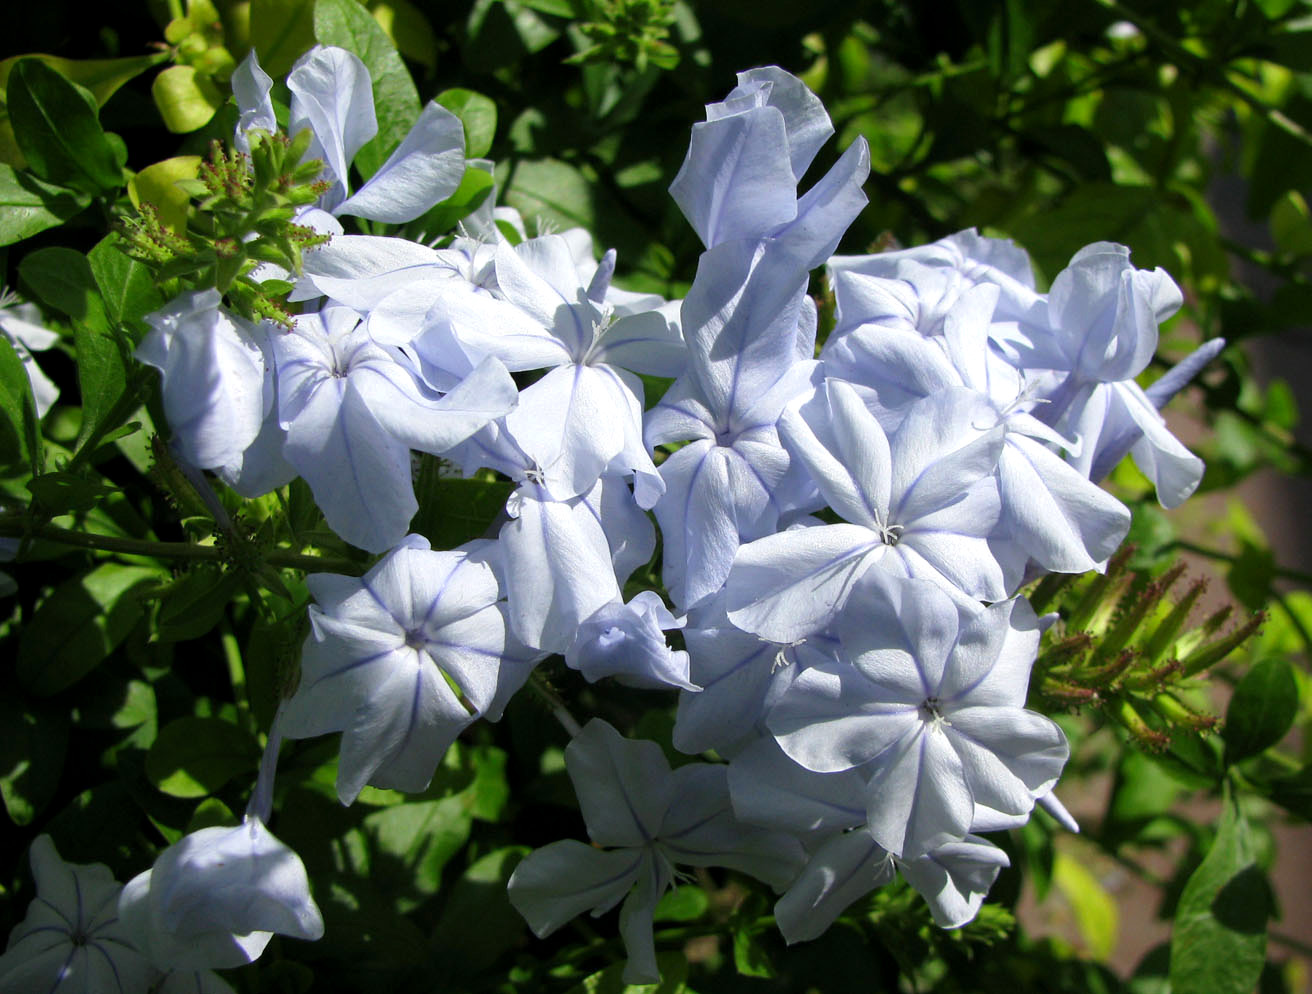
[
  {"x1": 88, "y1": 234, "x2": 165, "y2": 333},
  {"x1": 517, "y1": 0, "x2": 576, "y2": 15},
  {"x1": 732, "y1": 925, "x2": 775, "y2": 978},
  {"x1": 0, "y1": 52, "x2": 166, "y2": 107},
  {"x1": 154, "y1": 567, "x2": 242, "y2": 642},
  {"x1": 19, "y1": 246, "x2": 110, "y2": 326},
  {"x1": 1224, "y1": 659, "x2": 1299, "y2": 764},
  {"x1": 503, "y1": 157, "x2": 596, "y2": 233},
  {"x1": 26, "y1": 471, "x2": 115, "y2": 513},
  {"x1": 127, "y1": 155, "x2": 202, "y2": 235},
  {"x1": 250, "y1": 0, "x2": 318, "y2": 79},
  {"x1": 145, "y1": 716, "x2": 262, "y2": 798},
  {"x1": 410, "y1": 472, "x2": 512, "y2": 549},
  {"x1": 368, "y1": 0, "x2": 439, "y2": 69},
  {"x1": 1053, "y1": 850, "x2": 1118, "y2": 959},
  {"x1": 1169, "y1": 789, "x2": 1270, "y2": 994},
  {"x1": 654, "y1": 885, "x2": 709, "y2": 922},
  {"x1": 22, "y1": 247, "x2": 135, "y2": 456},
  {"x1": 72, "y1": 676, "x2": 156, "y2": 731},
  {"x1": 362, "y1": 796, "x2": 473, "y2": 911},
  {"x1": 152, "y1": 65, "x2": 225, "y2": 134},
  {"x1": 314, "y1": 0, "x2": 420, "y2": 179},
  {"x1": 6, "y1": 59, "x2": 122, "y2": 194},
  {"x1": 17, "y1": 564, "x2": 160, "y2": 695},
  {"x1": 0, "y1": 695, "x2": 68, "y2": 825},
  {"x1": 0, "y1": 333, "x2": 42, "y2": 474},
  {"x1": 407, "y1": 165, "x2": 494, "y2": 239},
  {"x1": 186, "y1": 796, "x2": 237, "y2": 833},
  {"x1": 1270, "y1": 191, "x2": 1312, "y2": 257},
  {"x1": 1268, "y1": 763, "x2": 1312, "y2": 820},
  {"x1": 437, "y1": 88, "x2": 497, "y2": 158},
  {"x1": 431, "y1": 847, "x2": 529, "y2": 977},
  {"x1": 0, "y1": 164, "x2": 89, "y2": 246}
]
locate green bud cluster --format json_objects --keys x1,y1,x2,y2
[
  {"x1": 119, "y1": 129, "x2": 332, "y2": 327},
  {"x1": 566, "y1": 0, "x2": 680, "y2": 72},
  {"x1": 1029, "y1": 548, "x2": 1264, "y2": 752}
]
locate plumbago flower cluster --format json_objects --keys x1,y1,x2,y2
[{"x1": 0, "y1": 50, "x2": 1225, "y2": 991}]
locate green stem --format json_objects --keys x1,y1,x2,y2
[
  {"x1": 220, "y1": 622, "x2": 257, "y2": 736},
  {"x1": 1166, "y1": 539, "x2": 1312, "y2": 586},
  {"x1": 528, "y1": 672, "x2": 582, "y2": 737},
  {"x1": 0, "y1": 518, "x2": 364, "y2": 575}
]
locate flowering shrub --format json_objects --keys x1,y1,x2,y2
[{"x1": 1, "y1": 4, "x2": 1308, "y2": 994}]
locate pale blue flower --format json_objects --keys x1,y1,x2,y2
[
  {"x1": 280, "y1": 534, "x2": 536, "y2": 802},
  {"x1": 508, "y1": 720, "x2": 804, "y2": 984},
  {"x1": 0, "y1": 836, "x2": 151, "y2": 994},
  {"x1": 117, "y1": 818, "x2": 322, "y2": 971}
]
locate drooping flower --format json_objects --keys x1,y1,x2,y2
[
  {"x1": 566, "y1": 591, "x2": 695, "y2": 691},
  {"x1": 117, "y1": 817, "x2": 323, "y2": 971}
]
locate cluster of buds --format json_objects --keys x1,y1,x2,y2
[
  {"x1": 120, "y1": 129, "x2": 332, "y2": 327},
  {"x1": 1031, "y1": 547, "x2": 1264, "y2": 751}
]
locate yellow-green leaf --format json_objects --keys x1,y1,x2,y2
[
  {"x1": 151, "y1": 65, "x2": 224, "y2": 134},
  {"x1": 128, "y1": 155, "x2": 202, "y2": 234},
  {"x1": 1053, "y1": 849, "x2": 1118, "y2": 960}
]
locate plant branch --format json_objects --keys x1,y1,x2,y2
[{"x1": 0, "y1": 518, "x2": 364, "y2": 575}]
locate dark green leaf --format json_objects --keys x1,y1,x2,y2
[
  {"x1": 17, "y1": 564, "x2": 160, "y2": 695},
  {"x1": 6, "y1": 59, "x2": 122, "y2": 194},
  {"x1": 250, "y1": 0, "x2": 319, "y2": 78},
  {"x1": 22, "y1": 247, "x2": 135, "y2": 455},
  {"x1": 88, "y1": 234, "x2": 164, "y2": 334},
  {"x1": 1227, "y1": 540, "x2": 1276, "y2": 612},
  {"x1": 0, "y1": 695, "x2": 67, "y2": 824},
  {"x1": 1224, "y1": 659, "x2": 1299, "y2": 764},
  {"x1": 186, "y1": 796, "x2": 237, "y2": 833},
  {"x1": 410, "y1": 472, "x2": 511, "y2": 549},
  {"x1": 154, "y1": 567, "x2": 242, "y2": 642},
  {"x1": 436, "y1": 88, "x2": 497, "y2": 158},
  {"x1": 362, "y1": 796, "x2": 473, "y2": 911},
  {"x1": 26, "y1": 471, "x2": 115, "y2": 513},
  {"x1": 431, "y1": 847, "x2": 528, "y2": 977},
  {"x1": 1169, "y1": 789, "x2": 1270, "y2": 994},
  {"x1": 0, "y1": 164, "x2": 88, "y2": 246},
  {"x1": 19, "y1": 246, "x2": 110, "y2": 327},
  {"x1": 313, "y1": 0, "x2": 420, "y2": 179},
  {"x1": 145, "y1": 716, "x2": 262, "y2": 798},
  {"x1": 71, "y1": 674, "x2": 155, "y2": 731},
  {"x1": 0, "y1": 333, "x2": 41, "y2": 473},
  {"x1": 1268, "y1": 763, "x2": 1312, "y2": 820}
]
